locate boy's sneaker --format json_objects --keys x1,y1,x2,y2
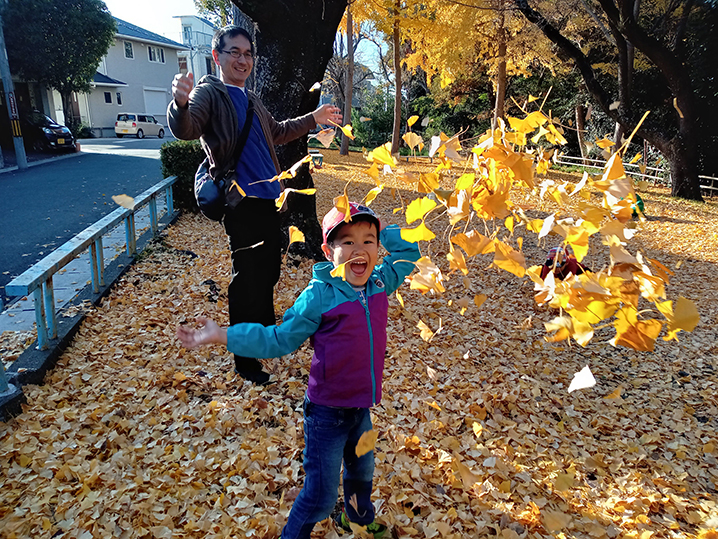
[{"x1": 335, "y1": 511, "x2": 387, "y2": 538}]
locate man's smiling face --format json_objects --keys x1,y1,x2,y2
[{"x1": 212, "y1": 34, "x2": 253, "y2": 87}]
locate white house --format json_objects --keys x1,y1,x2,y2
[
  {"x1": 174, "y1": 15, "x2": 217, "y2": 80},
  {"x1": 67, "y1": 18, "x2": 188, "y2": 137}
]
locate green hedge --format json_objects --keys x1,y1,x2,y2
[{"x1": 160, "y1": 139, "x2": 205, "y2": 213}]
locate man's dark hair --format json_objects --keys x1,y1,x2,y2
[{"x1": 212, "y1": 26, "x2": 254, "y2": 55}]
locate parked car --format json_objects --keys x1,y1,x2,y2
[
  {"x1": 115, "y1": 113, "x2": 165, "y2": 139},
  {"x1": 21, "y1": 111, "x2": 76, "y2": 152}
]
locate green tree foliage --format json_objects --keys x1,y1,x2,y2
[{"x1": 2, "y1": 0, "x2": 116, "y2": 129}]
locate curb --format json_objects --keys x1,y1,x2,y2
[
  {"x1": 0, "y1": 149, "x2": 82, "y2": 175},
  {"x1": 0, "y1": 210, "x2": 180, "y2": 422}
]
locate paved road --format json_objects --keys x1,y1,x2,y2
[{"x1": 0, "y1": 135, "x2": 176, "y2": 308}]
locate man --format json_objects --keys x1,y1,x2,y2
[{"x1": 168, "y1": 26, "x2": 341, "y2": 385}]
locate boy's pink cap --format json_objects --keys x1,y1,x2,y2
[{"x1": 322, "y1": 202, "x2": 380, "y2": 244}]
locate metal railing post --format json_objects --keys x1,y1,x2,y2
[
  {"x1": 33, "y1": 287, "x2": 48, "y2": 350},
  {"x1": 43, "y1": 279, "x2": 57, "y2": 340}
]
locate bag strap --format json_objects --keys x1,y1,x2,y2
[{"x1": 231, "y1": 99, "x2": 255, "y2": 165}]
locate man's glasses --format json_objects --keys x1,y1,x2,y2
[{"x1": 220, "y1": 49, "x2": 254, "y2": 60}]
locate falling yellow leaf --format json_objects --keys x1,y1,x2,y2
[
  {"x1": 401, "y1": 222, "x2": 436, "y2": 243},
  {"x1": 406, "y1": 197, "x2": 437, "y2": 224},
  {"x1": 328, "y1": 119, "x2": 354, "y2": 140},
  {"x1": 311, "y1": 127, "x2": 335, "y2": 148},
  {"x1": 492, "y1": 241, "x2": 526, "y2": 278},
  {"x1": 595, "y1": 137, "x2": 614, "y2": 149},
  {"x1": 604, "y1": 386, "x2": 623, "y2": 399},
  {"x1": 474, "y1": 294, "x2": 487, "y2": 308},
  {"x1": 402, "y1": 131, "x2": 424, "y2": 151},
  {"x1": 330, "y1": 261, "x2": 348, "y2": 280},
  {"x1": 407, "y1": 115, "x2": 419, "y2": 127},
  {"x1": 359, "y1": 116, "x2": 372, "y2": 122},
  {"x1": 333, "y1": 191, "x2": 351, "y2": 223},
  {"x1": 288, "y1": 226, "x2": 305, "y2": 245},
  {"x1": 528, "y1": 94, "x2": 539, "y2": 103},
  {"x1": 673, "y1": 97, "x2": 684, "y2": 118},
  {"x1": 367, "y1": 142, "x2": 396, "y2": 167},
  {"x1": 274, "y1": 187, "x2": 317, "y2": 209},
  {"x1": 395, "y1": 290, "x2": 404, "y2": 307},
  {"x1": 629, "y1": 152, "x2": 642, "y2": 164},
  {"x1": 417, "y1": 319, "x2": 435, "y2": 342},
  {"x1": 112, "y1": 194, "x2": 135, "y2": 209},
  {"x1": 309, "y1": 81, "x2": 321, "y2": 92},
  {"x1": 364, "y1": 185, "x2": 384, "y2": 206},
  {"x1": 355, "y1": 429, "x2": 378, "y2": 457}
]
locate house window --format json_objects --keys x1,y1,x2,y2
[
  {"x1": 206, "y1": 56, "x2": 214, "y2": 75},
  {"x1": 183, "y1": 25, "x2": 192, "y2": 44},
  {"x1": 148, "y1": 46, "x2": 165, "y2": 63},
  {"x1": 124, "y1": 41, "x2": 134, "y2": 59},
  {"x1": 116, "y1": 92, "x2": 123, "y2": 106},
  {"x1": 178, "y1": 57, "x2": 188, "y2": 74},
  {"x1": 104, "y1": 92, "x2": 112, "y2": 104}
]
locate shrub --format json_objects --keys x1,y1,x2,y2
[{"x1": 160, "y1": 139, "x2": 205, "y2": 213}]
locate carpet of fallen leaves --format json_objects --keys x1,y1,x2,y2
[{"x1": 2, "y1": 149, "x2": 718, "y2": 539}]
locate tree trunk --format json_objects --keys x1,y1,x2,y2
[
  {"x1": 340, "y1": 6, "x2": 353, "y2": 156},
  {"x1": 60, "y1": 91, "x2": 77, "y2": 131},
  {"x1": 575, "y1": 104, "x2": 587, "y2": 164},
  {"x1": 234, "y1": 0, "x2": 348, "y2": 259},
  {"x1": 390, "y1": 0, "x2": 402, "y2": 155},
  {"x1": 513, "y1": 0, "x2": 703, "y2": 201},
  {"x1": 492, "y1": 2, "x2": 507, "y2": 130}
]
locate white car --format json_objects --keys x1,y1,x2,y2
[{"x1": 115, "y1": 113, "x2": 165, "y2": 139}]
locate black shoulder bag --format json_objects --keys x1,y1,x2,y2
[{"x1": 194, "y1": 101, "x2": 255, "y2": 221}]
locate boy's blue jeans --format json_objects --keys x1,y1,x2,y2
[{"x1": 281, "y1": 397, "x2": 375, "y2": 539}]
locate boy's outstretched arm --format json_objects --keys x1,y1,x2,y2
[{"x1": 176, "y1": 317, "x2": 228, "y2": 348}]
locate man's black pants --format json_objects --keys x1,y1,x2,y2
[{"x1": 223, "y1": 197, "x2": 281, "y2": 375}]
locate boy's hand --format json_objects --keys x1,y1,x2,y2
[{"x1": 176, "y1": 317, "x2": 227, "y2": 348}]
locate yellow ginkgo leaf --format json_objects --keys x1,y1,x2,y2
[
  {"x1": 407, "y1": 115, "x2": 419, "y2": 127},
  {"x1": 396, "y1": 290, "x2": 404, "y2": 308},
  {"x1": 330, "y1": 261, "x2": 348, "y2": 280},
  {"x1": 328, "y1": 119, "x2": 354, "y2": 140},
  {"x1": 406, "y1": 197, "x2": 437, "y2": 224},
  {"x1": 274, "y1": 187, "x2": 317, "y2": 209},
  {"x1": 660, "y1": 296, "x2": 700, "y2": 341},
  {"x1": 451, "y1": 231, "x2": 495, "y2": 258},
  {"x1": 333, "y1": 191, "x2": 351, "y2": 223},
  {"x1": 367, "y1": 142, "x2": 395, "y2": 167},
  {"x1": 309, "y1": 81, "x2": 321, "y2": 92},
  {"x1": 505, "y1": 216, "x2": 514, "y2": 233},
  {"x1": 365, "y1": 185, "x2": 384, "y2": 206},
  {"x1": 312, "y1": 127, "x2": 335, "y2": 148},
  {"x1": 611, "y1": 306, "x2": 662, "y2": 351},
  {"x1": 364, "y1": 162, "x2": 380, "y2": 183},
  {"x1": 543, "y1": 510, "x2": 572, "y2": 532},
  {"x1": 629, "y1": 152, "x2": 642, "y2": 164},
  {"x1": 417, "y1": 319, "x2": 435, "y2": 342},
  {"x1": 528, "y1": 94, "x2": 539, "y2": 103},
  {"x1": 604, "y1": 386, "x2": 623, "y2": 399},
  {"x1": 492, "y1": 241, "x2": 526, "y2": 278},
  {"x1": 595, "y1": 137, "x2": 615, "y2": 149},
  {"x1": 402, "y1": 131, "x2": 424, "y2": 151},
  {"x1": 112, "y1": 194, "x2": 135, "y2": 209},
  {"x1": 288, "y1": 226, "x2": 305, "y2": 245},
  {"x1": 355, "y1": 429, "x2": 378, "y2": 457},
  {"x1": 447, "y1": 247, "x2": 469, "y2": 275},
  {"x1": 474, "y1": 294, "x2": 487, "y2": 308},
  {"x1": 401, "y1": 222, "x2": 436, "y2": 243}
]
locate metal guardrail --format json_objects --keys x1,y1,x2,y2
[
  {"x1": 699, "y1": 175, "x2": 718, "y2": 197},
  {"x1": 554, "y1": 155, "x2": 670, "y2": 184},
  {"x1": 3, "y1": 176, "x2": 177, "y2": 353}
]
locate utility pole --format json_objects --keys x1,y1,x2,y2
[{"x1": 0, "y1": 5, "x2": 27, "y2": 170}]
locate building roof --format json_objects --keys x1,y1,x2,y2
[
  {"x1": 114, "y1": 17, "x2": 188, "y2": 50},
  {"x1": 92, "y1": 72, "x2": 128, "y2": 87},
  {"x1": 173, "y1": 14, "x2": 218, "y2": 29}
]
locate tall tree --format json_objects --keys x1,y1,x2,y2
[
  {"x1": 232, "y1": 0, "x2": 348, "y2": 258},
  {"x1": 340, "y1": 5, "x2": 355, "y2": 155},
  {"x1": 513, "y1": 0, "x2": 708, "y2": 200},
  {"x1": 3, "y1": 0, "x2": 115, "y2": 129}
]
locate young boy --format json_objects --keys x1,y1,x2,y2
[
  {"x1": 177, "y1": 203, "x2": 421, "y2": 539},
  {"x1": 539, "y1": 245, "x2": 588, "y2": 281}
]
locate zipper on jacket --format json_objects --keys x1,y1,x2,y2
[{"x1": 357, "y1": 290, "x2": 377, "y2": 405}]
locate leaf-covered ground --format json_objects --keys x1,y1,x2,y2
[{"x1": 2, "y1": 149, "x2": 717, "y2": 539}]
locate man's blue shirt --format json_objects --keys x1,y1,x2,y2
[{"x1": 227, "y1": 85, "x2": 281, "y2": 199}]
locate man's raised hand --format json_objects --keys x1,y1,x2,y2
[
  {"x1": 172, "y1": 72, "x2": 195, "y2": 108},
  {"x1": 312, "y1": 104, "x2": 343, "y2": 127}
]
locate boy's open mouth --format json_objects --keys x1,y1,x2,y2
[{"x1": 350, "y1": 260, "x2": 367, "y2": 276}]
